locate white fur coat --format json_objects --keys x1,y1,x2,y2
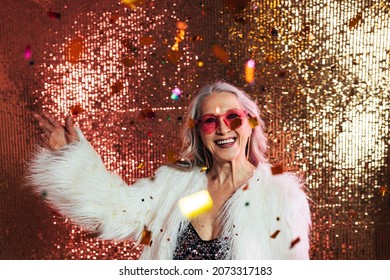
[{"x1": 28, "y1": 129, "x2": 311, "y2": 259}]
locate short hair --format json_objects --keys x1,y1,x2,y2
[{"x1": 180, "y1": 81, "x2": 268, "y2": 169}]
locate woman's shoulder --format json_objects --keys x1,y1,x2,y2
[{"x1": 253, "y1": 163, "x2": 306, "y2": 195}]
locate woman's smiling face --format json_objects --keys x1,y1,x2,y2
[{"x1": 199, "y1": 91, "x2": 252, "y2": 165}]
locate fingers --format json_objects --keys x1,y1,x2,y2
[
  {"x1": 33, "y1": 112, "x2": 56, "y2": 132},
  {"x1": 65, "y1": 115, "x2": 80, "y2": 142},
  {"x1": 42, "y1": 111, "x2": 61, "y2": 128}
]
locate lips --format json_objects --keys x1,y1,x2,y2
[{"x1": 215, "y1": 137, "x2": 236, "y2": 147}]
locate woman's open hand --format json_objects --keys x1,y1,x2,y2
[{"x1": 33, "y1": 112, "x2": 79, "y2": 150}]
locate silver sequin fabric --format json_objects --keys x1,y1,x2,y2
[{"x1": 173, "y1": 223, "x2": 228, "y2": 260}]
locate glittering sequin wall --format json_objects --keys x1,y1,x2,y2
[{"x1": 0, "y1": 0, "x2": 388, "y2": 259}]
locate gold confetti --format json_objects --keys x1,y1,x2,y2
[
  {"x1": 212, "y1": 44, "x2": 229, "y2": 65},
  {"x1": 197, "y1": 61, "x2": 204, "y2": 67},
  {"x1": 271, "y1": 164, "x2": 284, "y2": 175},
  {"x1": 290, "y1": 237, "x2": 300, "y2": 249},
  {"x1": 65, "y1": 36, "x2": 84, "y2": 63},
  {"x1": 200, "y1": 166, "x2": 208, "y2": 172},
  {"x1": 178, "y1": 190, "x2": 213, "y2": 219},
  {"x1": 171, "y1": 22, "x2": 187, "y2": 52},
  {"x1": 176, "y1": 21, "x2": 188, "y2": 30},
  {"x1": 379, "y1": 186, "x2": 388, "y2": 197},
  {"x1": 121, "y1": 0, "x2": 145, "y2": 10},
  {"x1": 166, "y1": 150, "x2": 176, "y2": 163},
  {"x1": 349, "y1": 12, "x2": 363, "y2": 30},
  {"x1": 245, "y1": 59, "x2": 255, "y2": 83},
  {"x1": 187, "y1": 118, "x2": 195, "y2": 129},
  {"x1": 248, "y1": 116, "x2": 259, "y2": 128},
  {"x1": 270, "y1": 230, "x2": 280, "y2": 239},
  {"x1": 140, "y1": 226, "x2": 152, "y2": 245},
  {"x1": 137, "y1": 162, "x2": 144, "y2": 169}
]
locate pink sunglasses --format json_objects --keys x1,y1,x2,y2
[{"x1": 196, "y1": 109, "x2": 248, "y2": 134}]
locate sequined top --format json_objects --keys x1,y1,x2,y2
[{"x1": 173, "y1": 223, "x2": 228, "y2": 260}]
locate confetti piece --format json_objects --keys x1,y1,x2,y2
[
  {"x1": 349, "y1": 12, "x2": 363, "y2": 30},
  {"x1": 379, "y1": 186, "x2": 387, "y2": 196},
  {"x1": 242, "y1": 184, "x2": 249, "y2": 191},
  {"x1": 24, "y1": 45, "x2": 32, "y2": 60},
  {"x1": 65, "y1": 36, "x2": 84, "y2": 63},
  {"x1": 109, "y1": 13, "x2": 120, "y2": 23},
  {"x1": 200, "y1": 166, "x2": 208, "y2": 172},
  {"x1": 170, "y1": 87, "x2": 182, "y2": 100},
  {"x1": 178, "y1": 190, "x2": 213, "y2": 219},
  {"x1": 140, "y1": 36, "x2": 155, "y2": 46},
  {"x1": 188, "y1": 118, "x2": 195, "y2": 129},
  {"x1": 138, "y1": 109, "x2": 156, "y2": 120},
  {"x1": 212, "y1": 44, "x2": 229, "y2": 65},
  {"x1": 245, "y1": 202, "x2": 250, "y2": 206},
  {"x1": 140, "y1": 226, "x2": 152, "y2": 245},
  {"x1": 166, "y1": 49, "x2": 180, "y2": 65},
  {"x1": 270, "y1": 230, "x2": 280, "y2": 238},
  {"x1": 70, "y1": 104, "x2": 85, "y2": 116},
  {"x1": 176, "y1": 21, "x2": 188, "y2": 30},
  {"x1": 122, "y1": 56, "x2": 135, "y2": 67},
  {"x1": 111, "y1": 81, "x2": 124, "y2": 94},
  {"x1": 165, "y1": 150, "x2": 177, "y2": 163},
  {"x1": 290, "y1": 237, "x2": 300, "y2": 249},
  {"x1": 197, "y1": 61, "x2": 204, "y2": 67},
  {"x1": 245, "y1": 59, "x2": 255, "y2": 83},
  {"x1": 248, "y1": 116, "x2": 259, "y2": 128},
  {"x1": 137, "y1": 162, "x2": 144, "y2": 169},
  {"x1": 271, "y1": 164, "x2": 284, "y2": 175},
  {"x1": 191, "y1": 36, "x2": 204, "y2": 41},
  {"x1": 121, "y1": 0, "x2": 145, "y2": 10},
  {"x1": 47, "y1": 11, "x2": 61, "y2": 19},
  {"x1": 170, "y1": 93, "x2": 179, "y2": 100}
]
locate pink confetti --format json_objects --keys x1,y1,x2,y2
[{"x1": 24, "y1": 45, "x2": 32, "y2": 60}]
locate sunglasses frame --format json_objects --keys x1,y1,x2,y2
[{"x1": 196, "y1": 109, "x2": 248, "y2": 135}]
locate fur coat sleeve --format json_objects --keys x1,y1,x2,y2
[{"x1": 28, "y1": 129, "x2": 172, "y2": 242}]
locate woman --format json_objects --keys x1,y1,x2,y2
[{"x1": 29, "y1": 81, "x2": 311, "y2": 259}]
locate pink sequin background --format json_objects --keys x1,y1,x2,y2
[{"x1": 0, "y1": 0, "x2": 389, "y2": 259}]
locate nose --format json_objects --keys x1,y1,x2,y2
[{"x1": 215, "y1": 117, "x2": 230, "y2": 135}]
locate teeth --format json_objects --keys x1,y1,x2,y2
[{"x1": 216, "y1": 138, "x2": 235, "y2": 145}]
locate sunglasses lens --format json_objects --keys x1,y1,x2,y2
[
  {"x1": 200, "y1": 116, "x2": 218, "y2": 134},
  {"x1": 227, "y1": 118, "x2": 242, "y2": 130},
  {"x1": 224, "y1": 111, "x2": 244, "y2": 130}
]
